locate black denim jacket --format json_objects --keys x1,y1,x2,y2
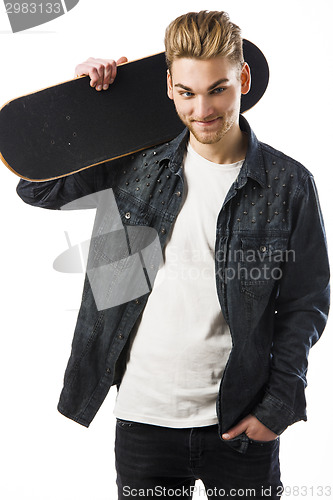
[{"x1": 17, "y1": 115, "x2": 330, "y2": 453}]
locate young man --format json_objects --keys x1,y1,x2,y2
[{"x1": 17, "y1": 11, "x2": 329, "y2": 500}]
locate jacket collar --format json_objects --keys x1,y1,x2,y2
[
  {"x1": 163, "y1": 127, "x2": 189, "y2": 174},
  {"x1": 237, "y1": 115, "x2": 266, "y2": 189},
  {"x1": 162, "y1": 115, "x2": 266, "y2": 188}
]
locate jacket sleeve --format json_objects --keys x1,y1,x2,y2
[
  {"x1": 16, "y1": 163, "x2": 114, "y2": 210},
  {"x1": 252, "y1": 173, "x2": 330, "y2": 435}
]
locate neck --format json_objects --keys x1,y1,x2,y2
[{"x1": 189, "y1": 121, "x2": 248, "y2": 165}]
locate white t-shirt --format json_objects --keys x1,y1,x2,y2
[{"x1": 113, "y1": 143, "x2": 243, "y2": 427}]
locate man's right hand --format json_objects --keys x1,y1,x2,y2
[{"x1": 74, "y1": 57, "x2": 128, "y2": 91}]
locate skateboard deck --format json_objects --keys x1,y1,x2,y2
[{"x1": 0, "y1": 41, "x2": 269, "y2": 181}]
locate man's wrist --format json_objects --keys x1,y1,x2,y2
[{"x1": 251, "y1": 391, "x2": 301, "y2": 435}]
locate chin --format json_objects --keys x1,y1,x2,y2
[
  {"x1": 178, "y1": 114, "x2": 236, "y2": 146},
  {"x1": 192, "y1": 134, "x2": 222, "y2": 145},
  {"x1": 190, "y1": 125, "x2": 230, "y2": 145}
]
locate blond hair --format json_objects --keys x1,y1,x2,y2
[{"x1": 164, "y1": 11, "x2": 244, "y2": 72}]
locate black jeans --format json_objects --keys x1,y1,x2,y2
[{"x1": 115, "y1": 419, "x2": 283, "y2": 500}]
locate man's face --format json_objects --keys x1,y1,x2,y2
[{"x1": 167, "y1": 56, "x2": 250, "y2": 145}]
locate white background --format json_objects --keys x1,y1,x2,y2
[{"x1": 0, "y1": 0, "x2": 332, "y2": 499}]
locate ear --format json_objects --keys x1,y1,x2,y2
[
  {"x1": 240, "y1": 63, "x2": 251, "y2": 95},
  {"x1": 167, "y1": 69, "x2": 174, "y2": 100}
]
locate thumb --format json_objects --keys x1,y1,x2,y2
[
  {"x1": 116, "y1": 56, "x2": 128, "y2": 66},
  {"x1": 222, "y1": 421, "x2": 247, "y2": 440}
]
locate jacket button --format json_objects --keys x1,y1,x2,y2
[
  {"x1": 260, "y1": 245, "x2": 267, "y2": 252},
  {"x1": 106, "y1": 368, "x2": 111, "y2": 373},
  {"x1": 175, "y1": 191, "x2": 181, "y2": 197},
  {"x1": 161, "y1": 228, "x2": 166, "y2": 234},
  {"x1": 125, "y1": 212, "x2": 131, "y2": 219}
]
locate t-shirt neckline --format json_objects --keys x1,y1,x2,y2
[{"x1": 187, "y1": 143, "x2": 245, "y2": 171}]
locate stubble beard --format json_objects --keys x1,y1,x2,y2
[{"x1": 177, "y1": 112, "x2": 237, "y2": 145}]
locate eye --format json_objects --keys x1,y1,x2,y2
[
  {"x1": 210, "y1": 87, "x2": 225, "y2": 95},
  {"x1": 180, "y1": 91, "x2": 194, "y2": 98}
]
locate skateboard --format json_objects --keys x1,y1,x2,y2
[{"x1": 0, "y1": 41, "x2": 269, "y2": 181}]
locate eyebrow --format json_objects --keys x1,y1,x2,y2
[{"x1": 174, "y1": 78, "x2": 230, "y2": 92}]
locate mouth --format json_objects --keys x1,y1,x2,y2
[{"x1": 192, "y1": 117, "x2": 221, "y2": 127}]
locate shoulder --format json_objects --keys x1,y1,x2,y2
[
  {"x1": 259, "y1": 141, "x2": 313, "y2": 180},
  {"x1": 109, "y1": 128, "x2": 188, "y2": 178},
  {"x1": 259, "y1": 142, "x2": 318, "y2": 204},
  {"x1": 91, "y1": 140, "x2": 172, "y2": 189},
  {"x1": 107, "y1": 132, "x2": 185, "y2": 170},
  {"x1": 258, "y1": 141, "x2": 315, "y2": 200}
]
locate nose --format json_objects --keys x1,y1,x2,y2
[{"x1": 194, "y1": 96, "x2": 215, "y2": 120}]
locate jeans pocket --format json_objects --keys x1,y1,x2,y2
[
  {"x1": 116, "y1": 418, "x2": 145, "y2": 429},
  {"x1": 248, "y1": 436, "x2": 279, "y2": 447}
]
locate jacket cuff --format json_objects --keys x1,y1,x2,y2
[{"x1": 251, "y1": 392, "x2": 307, "y2": 435}]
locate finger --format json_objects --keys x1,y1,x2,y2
[
  {"x1": 89, "y1": 58, "x2": 113, "y2": 91},
  {"x1": 222, "y1": 420, "x2": 247, "y2": 440},
  {"x1": 74, "y1": 62, "x2": 91, "y2": 78},
  {"x1": 91, "y1": 66, "x2": 104, "y2": 90},
  {"x1": 116, "y1": 56, "x2": 128, "y2": 65},
  {"x1": 74, "y1": 57, "x2": 128, "y2": 91},
  {"x1": 101, "y1": 60, "x2": 116, "y2": 90},
  {"x1": 74, "y1": 60, "x2": 104, "y2": 89},
  {"x1": 75, "y1": 58, "x2": 113, "y2": 90}
]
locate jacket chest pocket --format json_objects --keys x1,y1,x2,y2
[{"x1": 239, "y1": 236, "x2": 288, "y2": 299}]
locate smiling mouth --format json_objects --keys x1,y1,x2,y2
[{"x1": 193, "y1": 117, "x2": 221, "y2": 126}]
